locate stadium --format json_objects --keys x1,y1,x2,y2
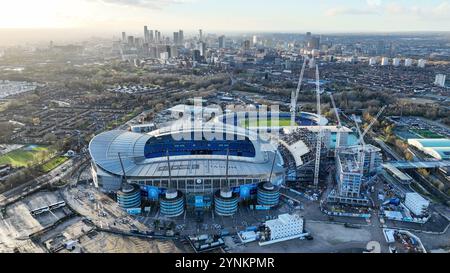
[{"x1": 88, "y1": 106, "x2": 346, "y2": 216}]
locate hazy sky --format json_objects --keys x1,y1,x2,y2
[{"x1": 0, "y1": 0, "x2": 449, "y2": 35}]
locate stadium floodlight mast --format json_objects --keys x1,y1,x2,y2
[
  {"x1": 313, "y1": 64, "x2": 323, "y2": 187},
  {"x1": 117, "y1": 152, "x2": 127, "y2": 186},
  {"x1": 166, "y1": 149, "x2": 173, "y2": 189},
  {"x1": 290, "y1": 57, "x2": 308, "y2": 126}
]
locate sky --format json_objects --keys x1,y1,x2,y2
[{"x1": 0, "y1": 0, "x2": 449, "y2": 42}]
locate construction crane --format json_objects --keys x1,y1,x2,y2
[
  {"x1": 353, "y1": 115, "x2": 369, "y2": 177},
  {"x1": 313, "y1": 65, "x2": 323, "y2": 187},
  {"x1": 362, "y1": 105, "x2": 387, "y2": 139},
  {"x1": 329, "y1": 92, "x2": 342, "y2": 155},
  {"x1": 352, "y1": 105, "x2": 387, "y2": 176},
  {"x1": 290, "y1": 58, "x2": 308, "y2": 126}
]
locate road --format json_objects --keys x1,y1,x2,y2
[{"x1": 0, "y1": 158, "x2": 78, "y2": 206}]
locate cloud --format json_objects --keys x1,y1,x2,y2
[
  {"x1": 366, "y1": 0, "x2": 382, "y2": 7},
  {"x1": 325, "y1": 7, "x2": 379, "y2": 17},
  {"x1": 93, "y1": 0, "x2": 196, "y2": 9},
  {"x1": 326, "y1": 0, "x2": 450, "y2": 21},
  {"x1": 433, "y1": 1, "x2": 450, "y2": 16}
]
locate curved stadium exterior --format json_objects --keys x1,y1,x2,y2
[
  {"x1": 89, "y1": 126, "x2": 285, "y2": 200},
  {"x1": 88, "y1": 107, "x2": 329, "y2": 215}
]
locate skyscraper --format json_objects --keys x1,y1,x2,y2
[
  {"x1": 154, "y1": 31, "x2": 161, "y2": 43},
  {"x1": 198, "y1": 41, "x2": 207, "y2": 56},
  {"x1": 127, "y1": 36, "x2": 134, "y2": 46},
  {"x1": 144, "y1": 26, "x2": 149, "y2": 43},
  {"x1": 218, "y1": 35, "x2": 225, "y2": 49},
  {"x1": 179, "y1": 30, "x2": 184, "y2": 45},
  {"x1": 252, "y1": 35, "x2": 258, "y2": 45},
  {"x1": 122, "y1": 32, "x2": 126, "y2": 42},
  {"x1": 308, "y1": 36, "x2": 320, "y2": 50},
  {"x1": 173, "y1": 32, "x2": 179, "y2": 45},
  {"x1": 149, "y1": 30, "x2": 154, "y2": 43},
  {"x1": 243, "y1": 40, "x2": 251, "y2": 50},
  {"x1": 435, "y1": 74, "x2": 446, "y2": 87},
  {"x1": 376, "y1": 40, "x2": 385, "y2": 55},
  {"x1": 199, "y1": 29, "x2": 203, "y2": 41},
  {"x1": 192, "y1": 50, "x2": 201, "y2": 62}
]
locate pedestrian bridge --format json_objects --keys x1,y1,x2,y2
[{"x1": 384, "y1": 161, "x2": 450, "y2": 170}]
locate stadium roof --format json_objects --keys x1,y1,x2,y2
[
  {"x1": 408, "y1": 138, "x2": 450, "y2": 160},
  {"x1": 89, "y1": 130, "x2": 285, "y2": 179}
]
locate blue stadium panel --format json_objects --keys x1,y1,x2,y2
[
  {"x1": 117, "y1": 191, "x2": 141, "y2": 209},
  {"x1": 215, "y1": 197, "x2": 238, "y2": 216},
  {"x1": 160, "y1": 197, "x2": 184, "y2": 217},
  {"x1": 144, "y1": 134, "x2": 256, "y2": 159}
]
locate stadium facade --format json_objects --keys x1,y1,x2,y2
[{"x1": 88, "y1": 106, "x2": 343, "y2": 215}]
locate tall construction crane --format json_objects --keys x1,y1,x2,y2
[
  {"x1": 329, "y1": 92, "x2": 342, "y2": 155},
  {"x1": 313, "y1": 65, "x2": 323, "y2": 187},
  {"x1": 352, "y1": 105, "x2": 387, "y2": 176},
  {"x1": 353, "y1": 116, "x2": 369, "y2": 177},
  {"x1": 361, "y1": 105, "x2": 387, "y2": 139},
  {"x1": 290, "y1": 58, "x2": 308, "y2": 126}
]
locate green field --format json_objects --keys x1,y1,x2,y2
[
  {"x1": 411, "y1": 129, "x2": 443, "y2": 139},
  {"x1": 0, "y1": 145, "x2": 53, "y2": 168},
  {"x1": 241, "y1": 118, "x2": 294, "y2": 128},
  {"x1": 41, "y1": 156, "x2": 69, "y2": 173}
]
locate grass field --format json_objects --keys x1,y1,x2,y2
[
  {"x1": 0, "y1": 145, "x2": 53, "y2": 167},
  {"x1": 241, "y1": 118, "x2": 294, "y2": 128},
  {"x1": 411, "y1": 129, "x2": 443, "y2": 139},
  {"x1": 41, "y1": 156, "x2": 68, "y2": 172}
]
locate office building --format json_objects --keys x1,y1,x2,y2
[
  {"x1": 198, "y1": 41, "x2": 207, "y2": 56},
  {"x1": 149, "y1": 30, "x2": 154, "y2": 43},
  {"x1": 328, "y1": 144, "x2": 381, "y2": 206},
  {"x1": 261, "y1": 214, "x2": 304, "y2": 243},
  {"x1": 404, "y1": 58, "x2": 413, "y2": 67},
  {"x1": 381, "y1": 57, "x2": 389, "y2": 66},
  {"x1": 434, "y1": 74, "x2": 447, "y2": 87},
  {"x1": 418, "y1": 59, "x2": 427, "y2": 68},
  {"x1": 308, "y1": 36, "x2": 320, "y2": 50},
  {"x1": 144, "y1": 26, "x2": 149, "y2": 43},
  {"x1": 218, "y1": 35, "x2": 225, "y2": 49},
  {"x1": 178, "y1": 30, "x2": 184, "y2": 45},
  {"x1": 127, "y1": 36, "x2": 134, "y2": 46},
  {"x1": 252, "y1": 35, "x2": 258, "y2": 45},
  {"x1": 173, "y1": 32, "x2": 179, "y2": 45},
  {"x1": 393, "y1": 58, "x2": 401, "y2": 67},
  {"x1": 243, "y1": 40, "x2": 251, "y2": 50}
]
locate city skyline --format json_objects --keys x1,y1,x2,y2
[{"x1": 0, "y1": 0, "x2": 449, "y2": 33}]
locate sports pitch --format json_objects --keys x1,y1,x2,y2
[
  {"x1": 0, "y1": 145, "x2": 53, "y2": 167},
  {"x1": 241, "y1": 118, "x2": 294, "y2": 127}
]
